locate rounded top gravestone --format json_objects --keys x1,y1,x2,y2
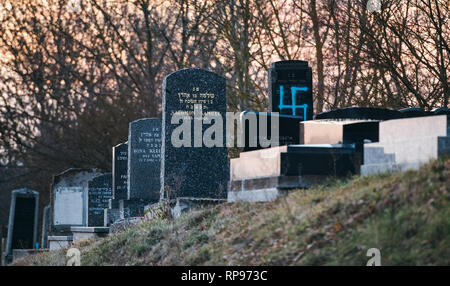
[
  {"x1": 5, "y1": 188, "x2": 39, "y2": 263},
  {"x1": 161, "y1": 68, "x2": 229, "y2": 200}
]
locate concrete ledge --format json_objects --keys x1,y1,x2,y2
[
  {"x1": 228, "y1": 188, "x2": 288, "y2": 202},
  {"x1": 70, "y1": 227, "x2": 109, "y2": 244},
  {"x1": 48, "y1": 235, "x2": 73, "y2": 251},
  {"x1": 227, "y1": 175, "x2": 327, "y2": 202},
  {"x1": 70, "y1": 227, "x2": 109, "y2": 233}
]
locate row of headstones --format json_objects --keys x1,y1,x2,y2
[
  {"x1": 5, "y1": 61, "x2": 448, "y2": 260},
  {"x1": 47, "y1": 62, "x2": 315, "y2": 238}
]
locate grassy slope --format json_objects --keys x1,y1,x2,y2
[{"x1": 16, "y1": 158, "x2": 450, "y2": 266}]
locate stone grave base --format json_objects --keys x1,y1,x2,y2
[
  {"x1": 109, "y1": 217, "x2": 143, "y2": 234},
  {"x1": 228, "y1": 144, "x2": 361, "y2": 202},
  {"x1": 12, "y1": 249, "x2": 49, "y2": 263},
  {"x1": 119, "y1": 198, "x2": 148, "y2": 219},
  {"x1": 70, "y1": 227, "x2": 109, "y2": 244},
  {"x1": 361, "y1": 115, "x2": 450, "y2": 176},
  {"x1": 227, "y1": 175, "x2": 325, "y2": 202},
  {"x1": 104, "y1": 208, "x2": 120, "y2": 227},
  {"x1": 170, "y1": 197, "x2": 226, "y2": 219},
  {"x1": 231, "y1": 144, "x2": 361, "y2": 181},
  {"x1": 48, "y1": 235, "x2": 73, "y2": 251}
]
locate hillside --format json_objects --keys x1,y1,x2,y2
[{"x1": 13, "y1": 157, "x2": 450, "y2": 266}]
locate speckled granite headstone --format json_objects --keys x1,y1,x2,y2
[
  {"x1": 88, "y1": 173, "x2": 112, "y2": 227},
  {"x1": 269, "y1": 60, "x2": 313, "y2": 120},
  {"x1": 112, "y1": 142, "x2": 128, "y2": 200},
  {"x1": 127, "y1": 118, "x2": 161, "y2": 202},
  {"x1": 161, "y1": 68, "x2": 229, "y2": 199}
]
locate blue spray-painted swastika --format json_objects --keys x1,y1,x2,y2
[{"x1": 279, "y1": 85, "x2": 308, "y2": 120}]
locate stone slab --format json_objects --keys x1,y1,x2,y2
[
  {"x1": 378, "y1": 115, "x2": 448, "y2": 143},
  {"x1": 48, "y1": 236, "x2": 73, "y2": 251},
  {"x1": 231, "y1": 144, "x2": 361, "y2": 181},
  {"x1": 300, "y1": 120, "x2": 379, "y2": 144},
  {"x1": 227, "y1": 175, "x2": 325, "y2": 203},
  {"x1": 70, "y1": 227, "x2": 109, "y2": 243}
]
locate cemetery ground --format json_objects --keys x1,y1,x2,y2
[{"x1": 12, "y1": 157, "x2": 450, "y2": 266}]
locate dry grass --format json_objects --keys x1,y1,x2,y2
[{"x1": 13, "y1": 157, "x2": 450, "y2": 266}]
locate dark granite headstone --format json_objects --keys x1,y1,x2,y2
[
  {"x1": 88, "y1": 174, "x2": 112, "y2": 227},
  {"x1": 5, "y1": 189, "x2": 39, "y2": 263},
  {"x1": 161, "y1": 68, "x2": 229, "y2": 199},
  {"x1": 315, "y1": 107, "x2": 404, "y2": 121},
  {"x1": 112, "y1": 142, "x2": 128, "y2": 200},
  {"x1": 239, "y1": 111, "x2": 303, "y2": 151},
  {"x1": 269, "y1": 60, "x2": 313, "y2": 120},
  {"x1": 127, "y1": 118, "x2": 161, "y2": 202}
]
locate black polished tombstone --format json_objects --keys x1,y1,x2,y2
[
  {"x1": 240, "y1": 111, "x2": 303, "y2": 152},
  {"x1": 4, "y1": 189, "x2": 39, "y2": 263},
  {"x1": 269, "y1": 60, "x2": 313, "y2": 120},
  {"x1": 161, "y1": 68, "x2": 229, "y2": 200},
  {"x1": 128, "y1": 118, "x2": 161, "y2": 202},
  {"x1": 112, "y1": 142, "x2": 128, "y2": 201},
  {"x1": 88, "y1": 174, "x2": 112, "y2": 227}
]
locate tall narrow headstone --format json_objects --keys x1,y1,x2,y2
[
  {"x1": 161, "y1": 68, "x2": 229, "y2": 199},
  {"x1": 269, "y1": 60, "x2": 313, "y2": 120},
  {"x1": 112, "y1": 142, "x2": 128, "y2": 200},
  {"x1": 50, "y1": 168, "x2": 102, "y2": 235},
  {"x1": 41, "y1": 205, "x2": 50, "y2": 249},
  {"x1": 88, "y1": 174, "x2": 113, "y2": 227},
  {"x1": 127, "y1": 118, "x2": 162, "y2": 202},
  {"x1": 4, "y1": 189, "x2": 39, "y2": 263}
]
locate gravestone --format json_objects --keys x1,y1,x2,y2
[
  {"x1": 4, "y1": 189, "x2": 39, "y2": 263},
  {"x1": 112, "y1": 142, "x2": 128, "y2": 200},
  {"x1": 41, "y1": 205, "x2": 50, "y2": 249},
  {"x1": 50, "y1": 168, "x2": 102, "y2": 236},
  {"x1": 269, "y1": 60, "x2": 313, "y2": 120},
  {"x1": 239, "y1": 111, "x2": 302, "y2": 151},
  {"x1": 161, "y1": 68, "x2": 229, "y2": 199},
  {"x1": 88, "y1": 173, "x2": 112, "y2": 227},
  {"x1": 128, "y1": 118, "x2": 161, "y2": 202}
]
